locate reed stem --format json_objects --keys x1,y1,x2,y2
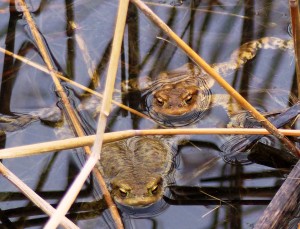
[{"x1": 1, "y1": 128, "x2": 300, "y2": 159}]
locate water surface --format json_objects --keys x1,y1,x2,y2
[{"x1": 0, "y1": 0, "x2": 298, "y2": 228}]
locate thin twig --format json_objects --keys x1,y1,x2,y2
[
  {"x1": 1, "y1": 128, "x2": 300, "y2": 159},
  {"x1": 0, "y1": 47, "x2": 151, "y2": 121},
  {"x1": 0, "y1": 162, "x2": 79, "y2": 229},
  {"x1": 44, "y1": 0, "x2": 129, "y2": 228},
  {"x1": 130, "y1": 0, "x2": 300, "y2": 157}
]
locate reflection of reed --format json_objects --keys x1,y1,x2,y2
[
  {"x1": 0, "y1": 162, "x2": 77, "y2": 228},
  {"x1": 168, "y1": 163, "x2": 275, "y2": 228},
  {"x1": 0, "y1": 166, "x2": 282, "y2": 228},
  {"x1": 166, "y1": 164, "x2": 279, "y2": 228},
  {"x1": 201, "y1": 170, "x2": 288, "y2": 182},
  {"x1": 169, "y1": 186, "x2": 278, "y2": 199},
  {"x1": 1, "y1": 128, "x2": 300, "y2": 159},
  {"x1": 0, "y1": 200, "x2": 107, "y2": 228},
  {"x1": 164, "y1": 197, "x2": 271, "y2": 206},
  {"x1": 0, "y1": 0, "x2": 19, "y2": 114},
  {"x1": 0, "y1": 188, "x2": 92, "y2": 201},
  {"x1": 125, "y1": 4, "x2": 141, "y2": 128}
]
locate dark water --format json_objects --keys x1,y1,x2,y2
[{"x1": 0, "y1": 0, "x2": 299, "y2": 228}]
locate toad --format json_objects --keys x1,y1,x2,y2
[
  {"x1": 123, "y1": 37, "x2": 294, "y2": 127},
  {"x1": 96, "y1": 136, "x2": 175, "y2": 207}
]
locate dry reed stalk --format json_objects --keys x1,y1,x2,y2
[
  {"x1": 0, "y1": 162, "x2": 79, "y2": 229},
  {"x1": 289, "y1": 0, "x2": 300, "y2": 97},
  {"x1": 17, "y1": 0, "x2": 122, "y2": 227},
  {"x1": 1, "y1": 128, "x2": 300, "y2": 159},
  {"x1": 130, "y1": 0, "x2": 300, "y2": 157},
  {"x1": 44, "y1": 0, "x2": 129, "y2": 228},
  {"x1": 0, "y1": 131, "x2": 132, "y2": 159},
  {"x1": 0, "y1": 47, "x2": 150, "y2": 120}
]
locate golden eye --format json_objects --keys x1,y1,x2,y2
[
  {"x1": 185, "y1": 94, "x2": 193, "y2": 104},
  {"x1": 156, "y1": 97, "x2": 164, "y2": 106},
  {"x1": 149, "y1": 185, "x2": 159, "y2": 195},
  {"x1": 119, "y1": 188, "x2": 128, "y2": 198}
]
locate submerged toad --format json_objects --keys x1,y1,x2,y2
[
  {"x1": 96, "y1": 136, "x2": 175, "y2": 207},
  {"x1": 124, "y1": 37, "x2": 294, "y2": 126}
]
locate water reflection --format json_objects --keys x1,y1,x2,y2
[{"x1": 0, "y1": 0, "x2": 298, "y2": 228}]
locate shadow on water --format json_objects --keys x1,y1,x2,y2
[{"x1": 0, "y1": 0, "x2": 299, "y2": 228}]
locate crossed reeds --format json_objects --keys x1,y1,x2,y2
[{"x1": 0, "y1": 0, "x2": 299, "y2": 228}]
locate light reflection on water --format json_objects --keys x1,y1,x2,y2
[{"x1": 0, "y1": 0, "x2": 298, "y2": 228}]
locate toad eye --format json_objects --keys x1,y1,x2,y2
[
  {"x1": 155, "y1": 97, "x2": 164, "y2": 106},
  {"x1": 119, "y1": 188, "x2": 128, "y2": 198},
  {"x1": 185, "y1": 94, "x2": 193, "y2": 104},
  {"x1": 149, "y1": 185, "x2": 159, "y2": 195}
]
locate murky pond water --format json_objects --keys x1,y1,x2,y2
[{"x1": 0, "y1": 0, "x2": 299, "y2": 228}]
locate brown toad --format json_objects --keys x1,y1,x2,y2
[
  {"x1": 96, "y1": 136, "x2": 175, "y2": 207},
  {"x1": 123, "y1": 37, "x2": 294, "y2": 127}
]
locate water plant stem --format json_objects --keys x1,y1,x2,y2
[
  {"x1": 130, "y1": 0, "x2": 300, "y2": 157},
  {"x1": 1, "y1": 128, "x2": 300, "y2": 159},
  {"x1": 44, "y1": 0, "x2": 129, "y2": 228}
]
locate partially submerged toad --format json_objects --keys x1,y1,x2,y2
[
  {"x1": 0, "y1": 111, "x2": 176, "y2": 207},
  {"x1": 96, "y1": 136, "x2": 175, "y2": 207},
  {"x1": 124, "y1": 37, "x2": 294, "y2": 127}
]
